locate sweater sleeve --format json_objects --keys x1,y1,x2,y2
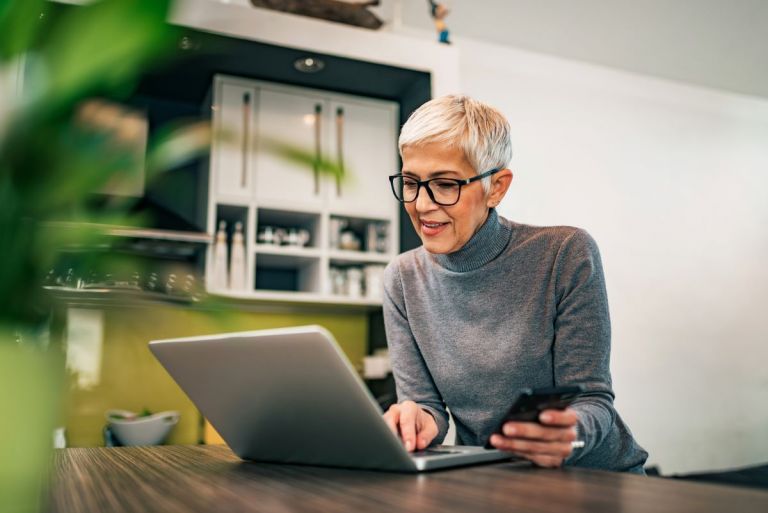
[
  {"x1": 382, "y1": 260, "x2": 451, "y2": 444},
  {"x1": 551, "y1": 229, "x2": 617, "y2": 464}
]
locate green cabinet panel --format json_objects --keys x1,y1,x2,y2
[{"x1": 60, "y1": 300, "x2": 368, "y2": 447}]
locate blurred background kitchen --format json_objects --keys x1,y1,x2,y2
[{"x1": 1, "y1": 0, "x2": 766, "y2": 484}]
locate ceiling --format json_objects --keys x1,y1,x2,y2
[{"x1": 393, "y1": 0, "x2": 768, "y2": 99}]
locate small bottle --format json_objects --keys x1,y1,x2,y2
[
  {"x1": 228, "y1": 221, "x2": 246, "y2": 291},
  {"x1": 146, "y1": 272, "x2": 159, "y2": 292},
  {"x1": 63, "y1": 268, "x2": 75, "y2": 288},
  {"x1": 212, "y1": 220, "x2": 229, "y2": 290},
  {"x1": 347, "y1": 267, "x2": 363, "y2": 298},
  {"x1": 165, "y1": 273, "x2": 178, "y2": 295},
  {"x1": 44, "y1": 269, "x2": 57, "y2": 286}
]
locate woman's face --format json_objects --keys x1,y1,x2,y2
[{"x1": 400, "y1": 142, "x2": 511, "y2": 254}]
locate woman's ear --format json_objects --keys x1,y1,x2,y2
[{"x1": 486, "y1": 169, "x2": 513, "y2": 208}]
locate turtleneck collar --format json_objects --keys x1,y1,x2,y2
[{"x1": 430, "y1": 208, "x2": 512, "y2": 272}]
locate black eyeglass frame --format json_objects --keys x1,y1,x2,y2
[{"x1": 388, "y1": 168, "x2": 502, "y2": 206}]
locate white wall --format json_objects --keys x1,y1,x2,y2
[{"x1": 458, "y1": 38, "x2": 768, "y2": 474}]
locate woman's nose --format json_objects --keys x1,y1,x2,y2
[{"x1": 415, "y1": 185, "x2": 438, "y2": 212}]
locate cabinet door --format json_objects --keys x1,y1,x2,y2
[
  {"x1": 327, "y1": 99, "x2": 398, "y2": 219},
  {"x1": 254, "y1": 88, "x2": 328, "y2": 210},
  {"x1": 213, "y1": 81, "x2": 257, "y2": 199}
]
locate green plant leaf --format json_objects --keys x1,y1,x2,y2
[
  {"x1": 39, "y1": 0, "x2": 176, "y2": 113},
  {"x1": 0, "y1": 1, "x2": 179, "y2": 328},
  {"x1": 260, "y1": 136, "x2": 347, "y2": 182},
  {"x1": 0, "y1": 0, "x2": 46, "y2": 61}
]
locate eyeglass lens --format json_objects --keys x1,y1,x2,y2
[{"x1": 391, "y1": 176, "x2": 461, "y2": 206}]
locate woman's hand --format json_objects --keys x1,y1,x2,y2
[
  {"x1": 489, "y1": 408, "x2": 579, "y2": 468},
  {"x1": 383, "y1": 400, "x2": 439, "y2": 452}
]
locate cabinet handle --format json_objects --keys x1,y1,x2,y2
[
  {"x1": 314, "y1": 103, "x2": 322, "y2": 196},
  {"x1": 241, "y1": 92, "x2": 251, "y2": 189},
  {"x1": 335, "y1": 106, "x2": 345, "y2": 197}
]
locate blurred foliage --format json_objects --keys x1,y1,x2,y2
[
  {"x1": 0, "y1": 0, "x2": 345, "y2": 332},
  {"x1": 0, "y1": 0, "x2": 178, "y2": 329},
  {"x1": 1, "y1": 3, "x2": 186, "y2": 509},
  {"x1": 0, "y1": 1, "x2": 342, "y2": 511}
]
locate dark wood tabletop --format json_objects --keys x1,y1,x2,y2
[{"x1": 49, "y1": 445, "x2": 768, "y2": 513}]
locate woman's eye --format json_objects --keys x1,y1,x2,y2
[
  {"x1": 434, "y1": 180, "x2": 458, "y2": 190},
  {"x1": 403, "y1": 180, "x2": 419, "y2": 190}
]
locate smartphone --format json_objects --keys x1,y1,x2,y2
[{"x1": 485, "y1": 385, "x2": 584, "y2": 448}]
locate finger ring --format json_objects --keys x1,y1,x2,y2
[{"x1": 571, "y1": 440, "x2": 585, "y2": 449}]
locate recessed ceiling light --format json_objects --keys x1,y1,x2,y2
[{"x1": 294, "y1": 57, "x2": 325, "y2": 73}]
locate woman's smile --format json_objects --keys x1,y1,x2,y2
[{"x1": 420, "y1": 219, "x2": 450, "y2": 237}]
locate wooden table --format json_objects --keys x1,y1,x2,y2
[{"x1": 49, "y1": 445, "x2": 768, "y2": 513}]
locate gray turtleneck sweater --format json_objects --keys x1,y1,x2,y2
[{"x1": 383, "y1": 209, "x2": 648, "y2": 472}]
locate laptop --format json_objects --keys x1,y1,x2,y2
[{"x1": 149, "y1": 325, "x2": 518, "y2": 472}]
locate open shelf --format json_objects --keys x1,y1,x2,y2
[
  {"x1": 255, "y1": 252, "x2": 320, "y2": 269},
  {"x1": 329, "y1": 215, "x2": 391, "y2": 254},
  {"x1": 256, "y1": 208, "x2": 321, "y2": 248},
  {"x1": 254, "y1": 252, "x2": 320, "y2": 293}
]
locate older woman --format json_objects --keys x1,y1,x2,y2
[{"x1": 382, "y1": 95, "x2": 648, "y2": 473}]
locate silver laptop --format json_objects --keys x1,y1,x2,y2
[{"x1": 149, "y1": 325, "x2": 517, "y2": 472}]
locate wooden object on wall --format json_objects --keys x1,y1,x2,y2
[{"x1": 250, "y1": 0, "x2": 384, "y2": 29}]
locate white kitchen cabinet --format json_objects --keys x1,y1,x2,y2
[
  {"x1": 253, "y1": 87, "x2": 329, "y2": 210},
  {"x1": 212, "y1": 81, "x2": 257, "y2": 199},
  {"x1": 206, "y1": 75, "x2": 400, "y2": 306},
  {"x1": 327, "y1": 99, "x2": 398, "y2": 219}
]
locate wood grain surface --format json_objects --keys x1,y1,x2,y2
[{"x1": 48, "y1": 445, "x2": 768, "y2": 513}]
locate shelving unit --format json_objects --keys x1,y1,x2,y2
[{"x1": 204, "y1": 76, "x2": 400, "y2": 305}]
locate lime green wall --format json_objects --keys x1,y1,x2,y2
[{"x1": 61, "y1": 302, "x2": 368, "y2": 447}]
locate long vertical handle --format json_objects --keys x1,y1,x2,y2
[
  {"x1": 314, "y1": 103, "x2": 322, "y2": 196},
  {"x1": 335, "y1": 106, "x2": 345, "y2": 197},
  {"x1": 241, "y1": 92, "x2": 251, "y2": 189}
]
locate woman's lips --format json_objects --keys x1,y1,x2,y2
[{"x1": 420, "y1": 220, "x2": 448, "y2": 237}]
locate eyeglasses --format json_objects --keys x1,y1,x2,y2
[{"x1": 388, "y1": 168, "x2": 501, "y2": 206}]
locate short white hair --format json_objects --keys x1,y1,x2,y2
[{"x1": 398, "y1": 95, "x2": 512, "y2": 192}]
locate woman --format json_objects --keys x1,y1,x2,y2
[{"x1": 382, "y1": 95, "x2": 648, "y2": 473}]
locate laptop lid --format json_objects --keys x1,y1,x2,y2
[{"x1": 150, "y1": 325, "x2": 421, "y2": 471}]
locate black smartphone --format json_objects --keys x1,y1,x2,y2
[{"x1": 485, "y1": 385, "x2": 584, "y2": 448}]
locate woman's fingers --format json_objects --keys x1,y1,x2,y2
[
  {"x1": 538, "y1": 408, "x2": 579, "y2": 427},
  {"x1": 383, "y1": 401, "x2": 439, "y2": 452},
  {"x1": 490, "y1": 411, "x2": 578, "y2": 468},
  {"x1": 416, "y1": 410, "x2": 438, "y2": 450},
  {"x1": 502, "y1": 422, "x2": 577, "y2": 442},
  {"x1": 490, "y1": 435, "x2": 573, "y2": 458},
  {"x1": 398, "y1": 401, "x2": 418, "y2": 451},
  {"x1": 383, "y1": 404, "x2": 400, "y2": 436}
]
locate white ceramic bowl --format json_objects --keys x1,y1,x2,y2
[{"x1": 106, "y1": 409, "x2": 180, "y2": 446}]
